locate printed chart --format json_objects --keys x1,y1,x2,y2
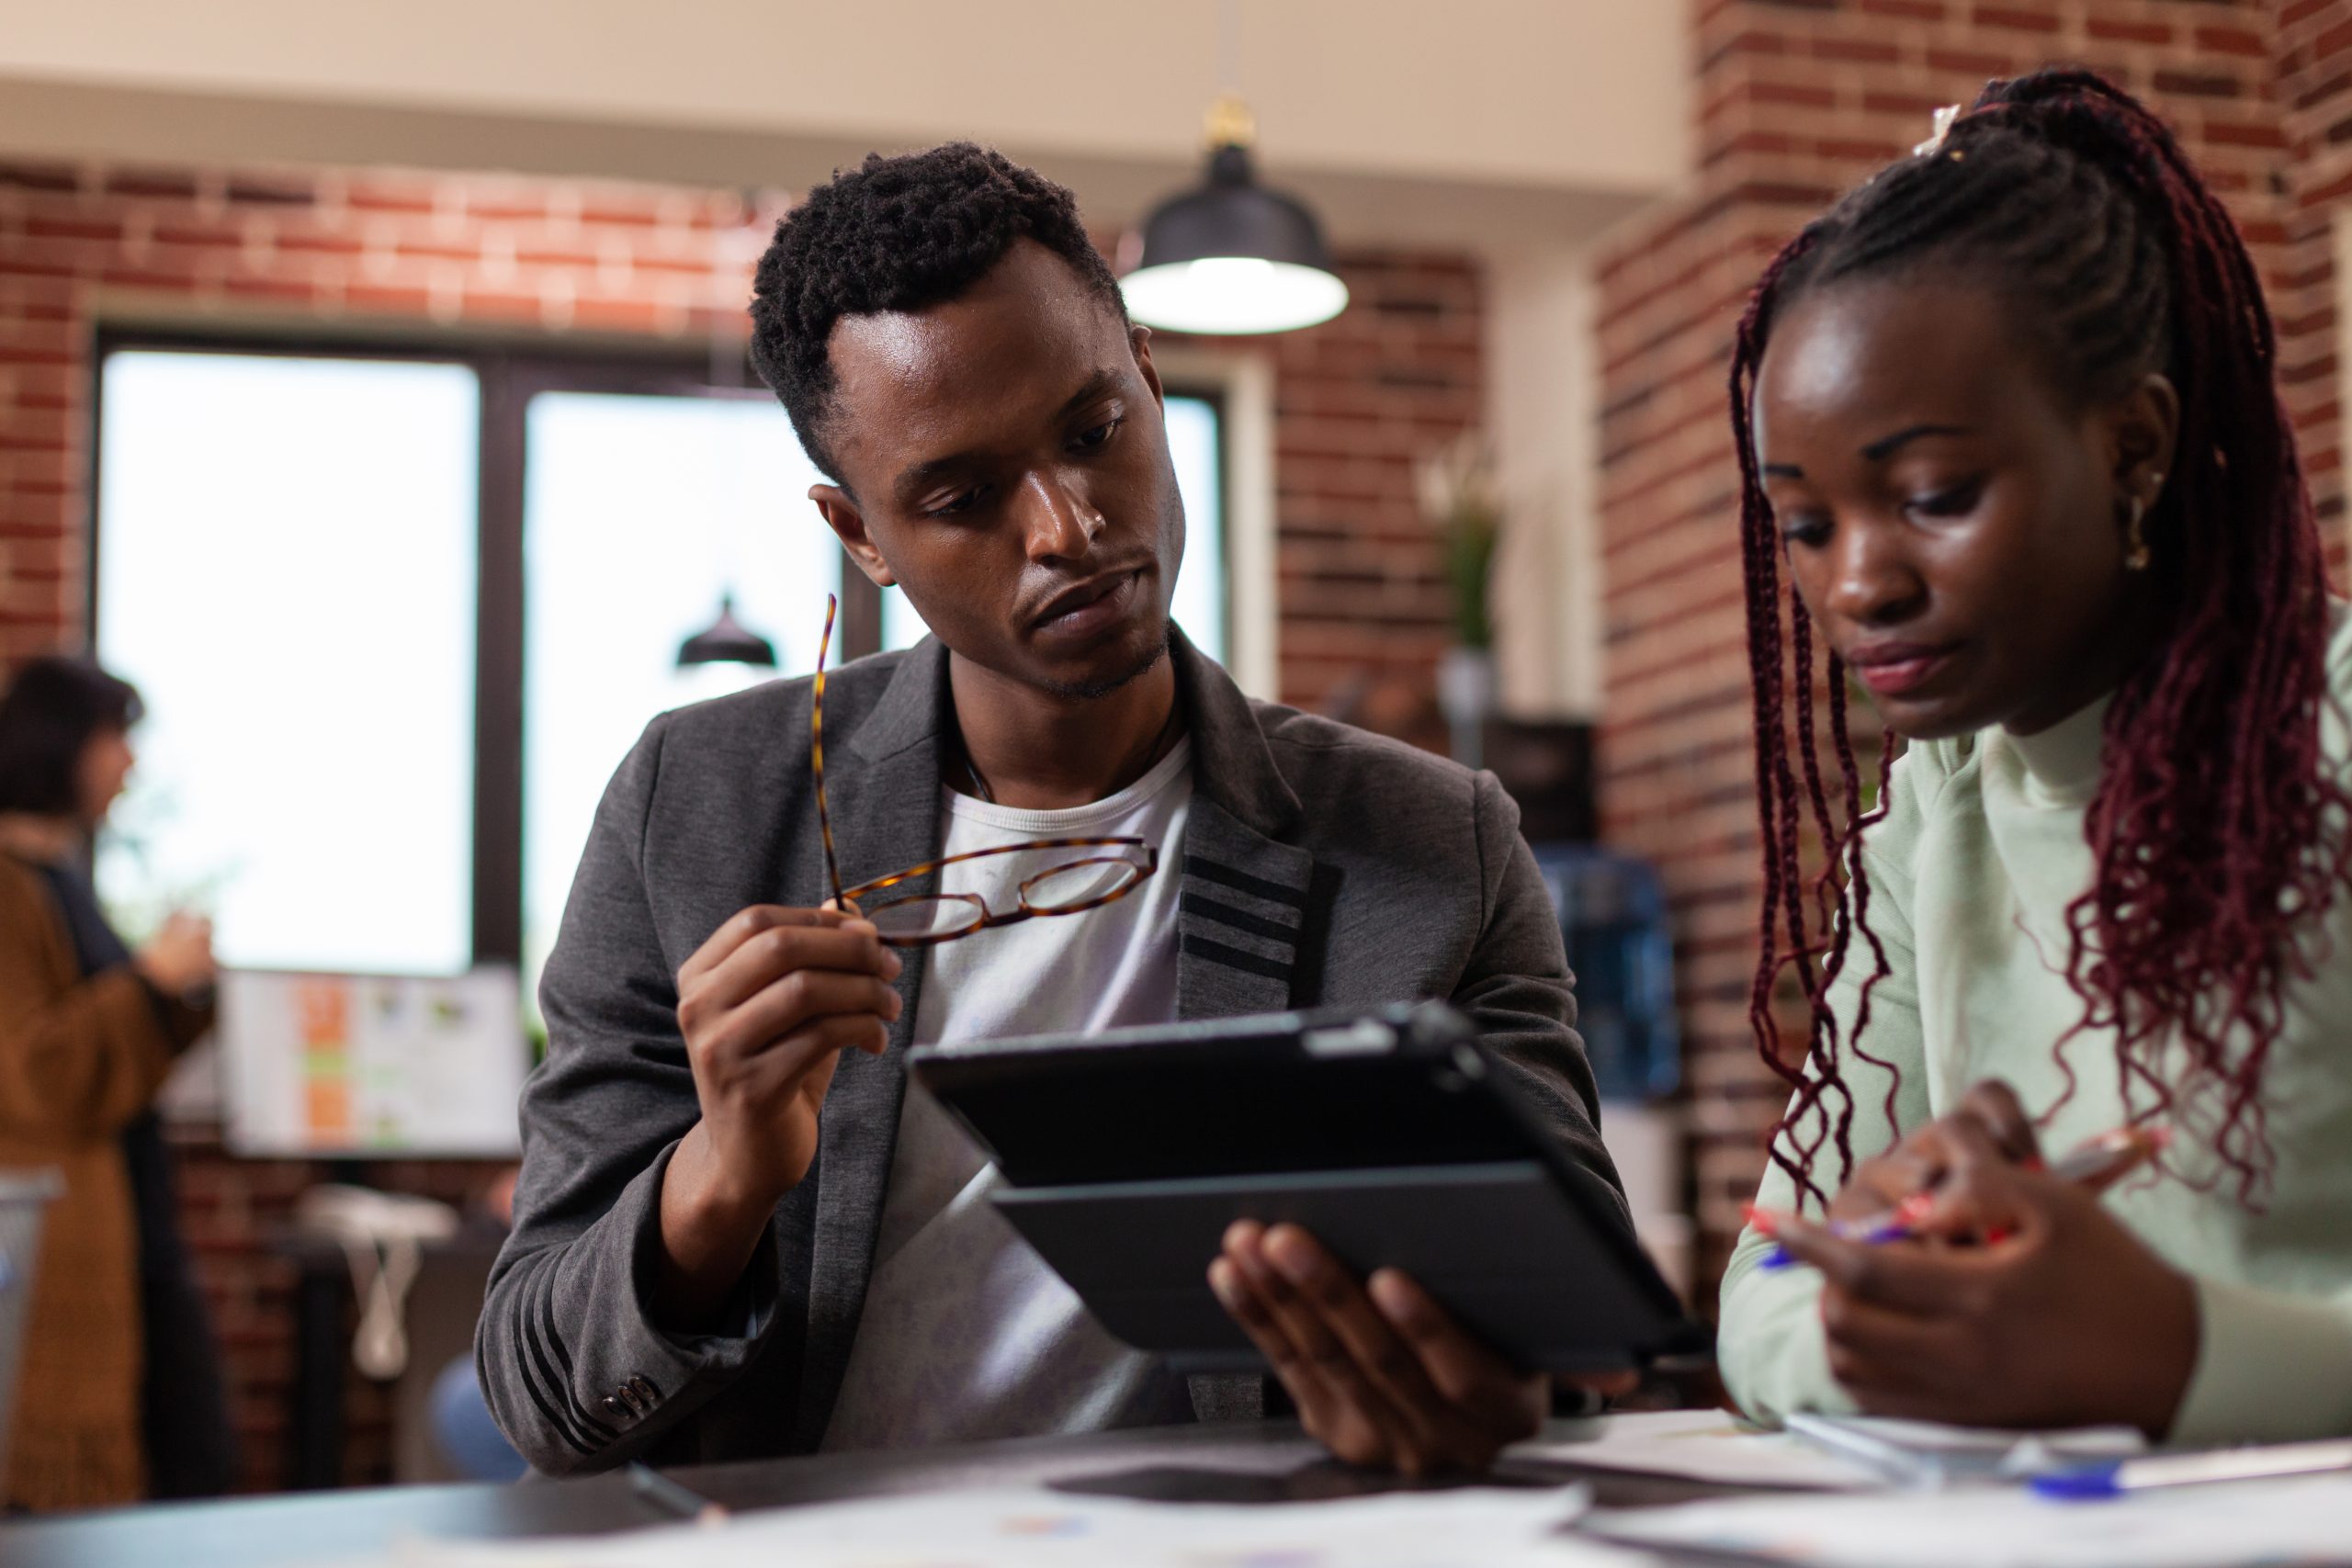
[{"x1": 220, "y1": 967, "x2": 528, "y2": 1156}]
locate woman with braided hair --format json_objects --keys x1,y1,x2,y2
[{"x1": 1719, "y1": 68, "x2": 2352, "y2": 1441}]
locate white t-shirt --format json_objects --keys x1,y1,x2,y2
[{"x1": 819, "y1": 739, "x2": 1196, "y2": 1451}]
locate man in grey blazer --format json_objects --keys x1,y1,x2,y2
[{"x1": 478, "y1": 142, "x2": 1632, "y2": 1481}]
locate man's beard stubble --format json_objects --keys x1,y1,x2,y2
[{"x1": 1037, "y1": 624, "x2": 1173, "y2": 702}]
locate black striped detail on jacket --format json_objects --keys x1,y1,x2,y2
[
  {"x1": 516, "y1": 1258, "x2": 616, "y2": 1455},
  {"x1": 1179, "y1": 855, "x2": 1304, "y2": 984},
  {"x1": 1179, "y1": 891, "x2": 1299, "y2": 947},
  {"x1": 1180, "y1": 932, "x2": 1292, "y2": 982},
  {"x1": 1182, "y1": 854, "x2": 1309, "y2": 909}
]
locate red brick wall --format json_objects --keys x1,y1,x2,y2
[
  {"x1": 2274, "y1": 0, "x2": 2352, "y2": 571},
  {"x1": 0, "y1": 158, "x2": 1479, "y2": 1492},
  {"x1": 1258, "y1": 255, "x2": 1484, "y2": 727},
  {"x1": 1596, "y1": 0, "x2": 2298, "y2": 1303}
]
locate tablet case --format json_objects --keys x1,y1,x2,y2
[{"x1": 908, "y1": 1001, "x2": 1708, "y2": 1375}]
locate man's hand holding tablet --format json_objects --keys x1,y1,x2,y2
[
  {"x1": 910, "y1": 1003, "x2": 1693, "y2": 1475},
  {"x1": 1211, "y1": 1222, "x2": 1634, "y2": 1474}
]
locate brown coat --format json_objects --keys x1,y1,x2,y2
[{"x1": 0, "y1": 852, "x2": 209, "y2": 1511}]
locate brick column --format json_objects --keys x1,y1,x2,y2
[{"x1": 2273, "y1": 0, "x2": 2352, "y2": 570}]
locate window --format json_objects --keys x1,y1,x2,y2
[
  {"x1": 90, "y1": 337, "x2": 1235, "y2": 1006},
  {"x1": 95, "y1": 350, "x2": 480, "y2": 976},
  {"x1": 522, "y1": 389, "x2": 840, "y2": 1007},
  {"x1": 1162, "y1": 394, "x2": 1227, "y2": 662}
]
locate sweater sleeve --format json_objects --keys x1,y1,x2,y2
[
  {"x1": 0, "y1": 875, "x2": 185, "y2": 1139},
  {"x1": 2155, "y1": 610, "x2": 2352, "y2": 1441},
  {"x1": 1716, "y1": 750, "x2": 1937, "y2": 1427},
  {"x1": 2167, "y1": 1280, "x2": 2352, "y2": 1441}
]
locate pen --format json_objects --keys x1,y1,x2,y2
[
  {"x1": 2030, "y1": 1438, "x2": 2352, "y2": 1500},
  {"x1": 627, "y1": 1460, "x2": 730, "y2": 1526},
  {"x1": 1754, "y1": 1123, "x2": 2169, "y2": 1270}
]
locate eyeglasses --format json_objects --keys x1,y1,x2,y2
[{"x1": 812, "y1": 594, "x2": 1159, "y2": 947}]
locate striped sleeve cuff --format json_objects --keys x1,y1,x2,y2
[{"x1": 503, "y1": 1139, "x2": 783, "y2": 1469}]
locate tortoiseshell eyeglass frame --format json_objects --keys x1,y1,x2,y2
[{"x1": 811, "y1": 594, "x2": 1160, "y2": 949}]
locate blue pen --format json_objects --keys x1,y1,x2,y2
[
  {"x1": 1753, "y1": 1206, "x2": 1919, "y2": 1271},
  {"x1": 2031, "y1": 1438, "x2": 2352, "y2": 1500},
  {"x1": 1753, "y1": 1123, "x2": 2168, "y2": 1271}
]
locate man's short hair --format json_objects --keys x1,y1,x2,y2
[{"x1": 748, "y1": 142, "x2": 1126, "y2": 484}]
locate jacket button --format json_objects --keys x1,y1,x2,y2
[
  {"x1": 628, "y1": 1376, "x2": 655, "y2": 1404},
  {"x1": 601, "y1": 1395, "x2": 628, "y2": 1421}
]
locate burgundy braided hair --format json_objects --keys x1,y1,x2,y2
[{"x1": 1729, "y1": 70, "x2": 2351, "y2": 1207}]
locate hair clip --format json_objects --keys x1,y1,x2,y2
[{"x1": 1913, "y1": 103, "x2": 1964, "y2": 159}]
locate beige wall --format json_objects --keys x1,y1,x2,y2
[
  {"x1": 0, "y1": 0, "x2": 1685, "y2": 247},
  {"x1": 1487, "y1": 243, "x2": 1604, "y2": 719}
]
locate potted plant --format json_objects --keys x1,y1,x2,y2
[{"x1": 1417, "y1": 434, "x2": 1502, "y2": 767}]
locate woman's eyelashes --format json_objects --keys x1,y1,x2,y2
[
  {"x1": 1905, "y1": 476, "x2": 1985, "y2": 519},
  {"x1": 1775, "y1": 505, "x2": 1833, "y2": 548},
  {"x1": 1774, "y1": 476, "x2": 1986, "y2": 546}
]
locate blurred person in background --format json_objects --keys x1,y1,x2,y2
[{"x1": 0, "y1": 658, "x2": 232, "y2": 1510}]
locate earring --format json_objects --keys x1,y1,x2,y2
[{"x1": 2124, "y1": 495, "x2": 2151, "y2": 572}]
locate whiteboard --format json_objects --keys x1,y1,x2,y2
[{"x1": 218, "y1": 967, "x2": 529, "y2": 1157}]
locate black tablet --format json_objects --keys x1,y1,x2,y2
[{"x1": 907, "y1": 1001, "x2": 1708, "y2": 1375}]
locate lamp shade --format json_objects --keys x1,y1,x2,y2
[
  {"x1": 1122, "y1": 143, "x2": 1349, "y2": 336},
  {"x1": 675, "y1": 593, "x2": 777, "y2": 669}
]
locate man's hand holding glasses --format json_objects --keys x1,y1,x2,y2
[
  {"x1": 655, "y1": 904, "x2": 903, "y2": 1330},
  {"x1": 652, "y1": 597, "x2": 1164, "y2": 1332}
]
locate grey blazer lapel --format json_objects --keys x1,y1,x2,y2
[
  {"x1": 1169, "y1": 630, "x2": 1316, "y2": 1021},
  {"x1": 794, "y1": 639, "x2": 949, "y2": 1450},
  {"x1": 1175, "y1": 798, "x2": 1312, "y2": 1019}
]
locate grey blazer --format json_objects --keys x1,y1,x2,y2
[{"x1": 478, "y1": 630, "x2": 1629, "y2": 1475}]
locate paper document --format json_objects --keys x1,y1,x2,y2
[
  {"x1": 1585, "y1": 1472, "x2": 2352, "y2": 1568},
  {"x1": 328, "y1": 1483, "x2": 1641, "y2": 1568},
  {"x1": 1520, "y1": 1409, "x2": 2147, "y2": 1494},
  {"x1": 1781, "y1": 1412, "x2": 2143, "y2": 1489},
  {"x1": 1519, "y1": 1408, "x2": 1885, "y2": 1490}
]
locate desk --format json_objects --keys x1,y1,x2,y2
[{"x1": 0, "y1": 1418, "x2": 1740, "y2": 1568}]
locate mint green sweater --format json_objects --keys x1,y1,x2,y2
[{"x1": 1718, "y1": 610, "x2": 2352, "y2": 1443}]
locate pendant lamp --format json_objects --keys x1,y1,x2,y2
[
  {"x1": 1121, "y1": 96, "x2": 1349, "y2": 337},
  {"x1": 676, "y1": 592, "x2": 777, "y2": 669},
  {"x1": 676, "y1": 193, "x2": 782, "y2": 674}
]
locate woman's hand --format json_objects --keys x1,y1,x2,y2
[
  {"x1": 1824, "y1": 1079, "x2": 2043, "y2": 1230},
  {"x1": 1759, "y1": 1111, "x2": 2199, "y2": 1437},
  {"x1": 135, "y1": 911, "x2": 216, "y2": 996},
  {"x1": 1208, "y1": 1221, "x2": 1630, "y2": 1475}
]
